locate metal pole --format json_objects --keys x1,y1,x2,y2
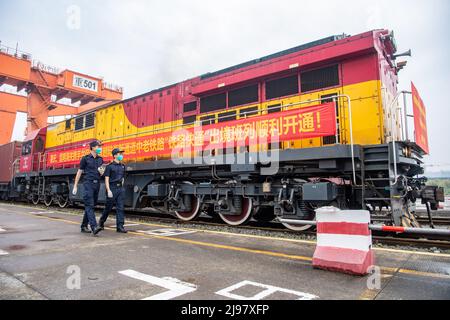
[
  {"x1": 343, "y1": 94, "x2": 357, "y2": 186},
  {"x1": 278, "y1": 219, "x2": 450, "y2": 237},
  {"x1": 388, "y1": 90, "x2": 410, "y2": 186},
  {"x1": 278, "y1": 219, "x2": 317, "y2": 226},
  {"x1": 333, "y1": 97, "x2": 339, "y2": 144},
  {"x1": 425, "y1": 202, "x2": 435, "y2": 229},
  {"x1": 369, "y1": 225, "x2": 450, "y2": 237},
  {"x1": 398, "y1": 106, "x2": 404, "y2": 142},
  {"x1": 389, "y1": 93, "x2": 401, "y2": 185},
  {"x1": 403, "y1": 92, "x2": 409, "y2": 141}
]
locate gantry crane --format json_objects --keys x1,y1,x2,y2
[{"x1": 0, "y1": 42, "x2": 123, "y2": 145}]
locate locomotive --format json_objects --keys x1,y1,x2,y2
[{"x1": 0, "y1": 29, "x2": 444, "y2": 230}]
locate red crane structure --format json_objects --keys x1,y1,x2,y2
[{"x1": 0, "y1": 42, "x2": 123, "y2": 145}]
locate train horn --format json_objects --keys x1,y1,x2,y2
[{"x1": 393, "y1": 49, "x2": 412, "y2": 59}]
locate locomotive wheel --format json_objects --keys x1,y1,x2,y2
[
  {"x1": 280, "y1": 208, "x2": 316, "y2": 232},
  {"x1": 43, "y1": 195, "x2": 53, "y2": 207},
  {"x1": 174, "y1": 195, "x2": 201, "y2": 221},
  {"x1": 31, "y1": 194, "x2": 40, "y2": 205},
  {"x1": 219, "y1": 197, "x2": 253, "y2": 226},
  {"x1": 281, "y1": 219, "x2": 315, "y2": 232},
  {"x1": 173, "y1": 182, "x2": 202, "y2": 222},
  {"x1": 56, "y1": 195, "x2": 69, "y2": 208},
  {"x1": 280, "y1": 178, "x2": 315, "y2": 231}
]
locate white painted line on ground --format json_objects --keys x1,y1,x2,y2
[
  {"x1": 119, "y1": 269, "x2": 197, "y2": 300},
  {"x1": 106, "y1": 224, "x2": 140, "y2": 228},
  {"x1": 0, "y1": 249, "x2": 9, "y2": 256},
  {"x1": 29, "y1": 211, "x2": 53, "y2": 215},
  {"x1": 215, "y1": 280, "x2": 318, "y2": 300},
  {"x1": 137, "y1": 229, "x2": 197, "y2": 237}
]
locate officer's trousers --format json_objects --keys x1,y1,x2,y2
[
  {"x1": 99, "y1": 186, "x2": 125, "y2": 229},
  {"x1": 81, "y1": 181, "x2": 100, "y2": 230}
]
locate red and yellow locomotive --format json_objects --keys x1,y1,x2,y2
[{"x1": 3, "y1": 29, "x2": 444, "y2": 229}]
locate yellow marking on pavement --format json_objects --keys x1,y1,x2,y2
[
  {"x1": 358, "y1": 269, "x2": 396, "y2": 300},
  {"x1": 380, "y1": 266, "x2": 400, "y2": 274},
  {"x1": 374, "y1": 247, "x2": 450, "y2": 258},
  {"x1": 381, "y1": 265, "x2": 450, "y2": 279},
  {"x1": 129, "y1": 230, "x2": 313, "y2": 263},
  {"x1": 2, "y1": 208, "x2": 313, "y2": 264},
  {"x1": 129, "y1": 220, "x2": 318, "y2": 245},
  {"x1": 396, "y1": 268, "x2": 450, "y2": 279},
  {"x1": 359, "y1": 289, "x2": 379, "y2": 300}
]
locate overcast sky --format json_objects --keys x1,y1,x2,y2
[{"x1": 1, "y1": 0, "x2": 449, "y2": 171}]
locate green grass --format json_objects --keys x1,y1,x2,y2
[{"x1": 427, "y1": 179, "x2": 450, "y2": 195}]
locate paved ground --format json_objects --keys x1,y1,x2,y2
[{"x1": 0, "y1": 203, "x2": 449, "y2": 300}]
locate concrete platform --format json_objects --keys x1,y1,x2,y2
[{"x1": 0, "y1": 203, "x2": 449, "y2": 300}]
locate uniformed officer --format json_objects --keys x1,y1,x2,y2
[
  {"x1": 97, "y1": 148, "x2": 128, "y2": 234},
  {"x1": 72, "y1": 140, "x2": 105, "y2": 236}
]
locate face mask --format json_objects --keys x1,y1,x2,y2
[
  {"x1": 95, "y1": 147, "x2": 102, "y2": 155},
  {"x1": 117, "y1": 155, "x2": 124, "y2": 162}
]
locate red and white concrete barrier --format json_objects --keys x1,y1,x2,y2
[{"x1": 312, "y1": 207, "x2": 374, "y2": 276}]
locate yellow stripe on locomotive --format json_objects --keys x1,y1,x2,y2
[{"x1": 45, "y1": 78, "x2": 386, "y2": 162}]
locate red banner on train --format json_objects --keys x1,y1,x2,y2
[
  {"x1": 46, "y1": 103, "x2": 336, "y2": 168},
  {"x1": 411, "y1": 82, "x2": 429, "y2": 155}
]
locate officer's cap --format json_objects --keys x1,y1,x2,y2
[
  {"x1": 89, "y1": 140, "x2": 102, "y2": 149},
  {"x1": 112, "y1": 148, "x2": 125, "y2": 156}
]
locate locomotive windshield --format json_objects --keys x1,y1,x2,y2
[{"x1": 21, "y1": 141, "x2": 32, "y2": 156}]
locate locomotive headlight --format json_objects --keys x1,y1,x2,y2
[{"x1": 402, "y1": 146, "x2": 411, "y2": 158}]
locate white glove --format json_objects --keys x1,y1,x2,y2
[
  {"x1": 98, "y1": 166, "x2": 105, "y2": 176},
  {"x1": 107, "y1": 190, "x2": 113, "y2": 198},
  {"x1": 72, "y1": 186, "x2": 78, "y2": 196}
]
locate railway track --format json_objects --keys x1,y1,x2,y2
[
  {"x1": 416, "y1": 216, "x2": 450, "y2": 226},
  {"x1": 3, "y1": 201, "x2": 450, "y2": 251}
]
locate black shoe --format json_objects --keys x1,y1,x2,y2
[
  {"x1": 98, "y1": 223, "x2": 105, "y2": 230},
  {"x1": 81, "y1": 226, "x2": 91, "y2": 233},
  {"x1": 93, "y1": 226, "x2": 103, "y2": 236},
  {"x1": 117, "y1": 228, "x2": 128, "y2": 234}
]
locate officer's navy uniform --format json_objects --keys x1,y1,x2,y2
[
  {"x1": 80, "y1": 153, "x2": 104, "y2": 231},
  {"x1": 99, "y1": 161, "x2": 126, "y2": 230}
]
